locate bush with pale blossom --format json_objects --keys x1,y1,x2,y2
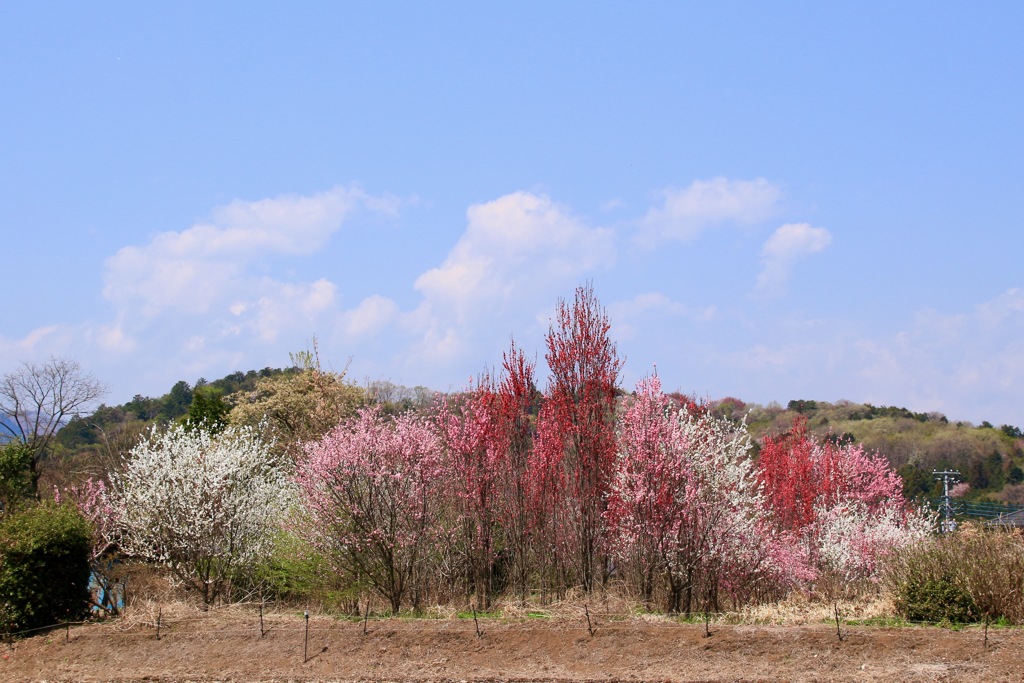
[
  {"x1": 108, "y1": 424, "x2": 292, "y2": 605},
  {"x1": 295, "y1": 407, "x2": 444, "y2": 614}
]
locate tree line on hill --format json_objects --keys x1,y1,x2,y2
[{"x1": 35, "y1": 368, "x2": 1024, "y2": 512}]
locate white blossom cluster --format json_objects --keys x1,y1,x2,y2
[
  {"x1": 816, "y1": 500, "x2": 935, "y2": 582},
  {"x1": 109, "y1": 424, "x2": 293, "y2": 602}
]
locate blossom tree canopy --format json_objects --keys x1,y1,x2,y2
[
  {"x1": 295, "y1": 406, "x2": 443, "y2": 614},
  {"x1": 757, "y1": 416, "x2": 933, "y2": 582},
  {"x1": 109, "y1": 423, "x2": 292, "y2": 604},
  {"x1": 607, "y1": 375, "x2": 767, "y2": 612}
]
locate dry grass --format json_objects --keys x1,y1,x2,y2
[
  {"x1": 729, "y1": 592, "x2": 896, "y2": 625},
  {"x1": 107, "y1": 560, "x2": 904, "y2": 632},
  {"x1": 886, "y1": 524, "x2": 1024, "y2": 624}
]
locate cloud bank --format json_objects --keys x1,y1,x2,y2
[
  {"x1": 5, "y1": 179, "x2": 1022, "y2": 427},
  {"x1": 100, "y1": 186, "x2": 397, "y2": 354}
]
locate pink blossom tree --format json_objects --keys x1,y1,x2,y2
[
  {"x1": 296, "y1": 407, "x2": 443, "y2": 614},
  {"x1": 54, "y1": 477, "x2": 123, "y2": 613},
  {"x1": 607, "y1": 376, "x2": 768, "y2": 613}
]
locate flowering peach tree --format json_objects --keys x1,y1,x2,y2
[
  {"x1": 607, "y1": 376, "x2": 768, "y2": 612},
  {"x1": 758, "y1": 417, "x2": 933, "y2": 584},
  {"x1": 535, "y1": 284, "x2": 622, "y2": 592},
  {"x1": 109, "y1": 424, "x2": 291, "y2": 605},
  {"x1": 54, "y1": 477, "x2": 123, "y2": 612},
  {"x1": 296, "y1": 407, "x2": 443, "y2": 614}
]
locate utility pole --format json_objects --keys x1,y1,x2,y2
[{"x1": 932, "y1": 470, "x2": 960, "y2": 533}]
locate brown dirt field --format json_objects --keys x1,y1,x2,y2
[{"x1": 1, "y1": 611, "x2": 1021, "y2": 683}]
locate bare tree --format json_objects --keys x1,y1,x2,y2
[{"x1": 0, "y1": 357, "x2": 108, "y2": 494}]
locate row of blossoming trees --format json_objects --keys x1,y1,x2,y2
[{"x1": 66, "y1": 285, "x2": 932, "y2": 615}]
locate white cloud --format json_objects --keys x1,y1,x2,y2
[
  {"x1": 102, "y1": 186, "x2": 378, "y2": 319},
  {"x1": 399, "y1": 191, "x2": 616, "y2": 373},
  {"x1": 92, "y1": 321, "x2": 136, "y2": 354},
  {"x1": 342, "y1": 295, "x2": 399, "y2": 337},
  {"x1": 640, "y1": 177, "x2": 781, "y2": 244},
  {"x1": 0, "y1": 326, "x2": 69, "y2": 365},
  {"x1": 75, "y1": 184, "x2": 411, "y2": 397},
  {"x1": 755, "y1": 223, "x2": 832, "y2": 294},
  {"x1": 415, "y1": 191, "x2": 615, "y2": 320},
  {"x1": 205, "y1": 188, "x2": 373, "y2": 256},
  {"x1": 976, "y1": 287, "x2": 1024, "y2": 326},
  {"x1": 251, "y1": 278, "x2": 339, "y2": 342}
]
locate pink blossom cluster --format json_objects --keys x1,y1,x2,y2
[
  {"x1": 54, "y1": 477, "x2": 118, "y2": 562},
  {"x1": 295, "y1": 406, "x2": 444, "y2": 613}
]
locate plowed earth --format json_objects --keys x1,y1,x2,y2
[{"x1": 2, "y1": 612, "x2": 1020, "y2": 682}]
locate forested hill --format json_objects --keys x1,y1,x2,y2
[
  {"x1": 737, "y1": 398, "x2": 1024, "y2": 506},
  {"x1": 51, "y1": 371, "x2": 1024, "y2": 508},
  {"x1": 49, "y1": 367, "x2": 433, "y2": 475}
]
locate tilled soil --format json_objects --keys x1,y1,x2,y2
[{"x1": 1, "y1": 612, "x2": 1019, "y2": 682}]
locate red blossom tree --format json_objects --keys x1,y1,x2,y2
[
  {"x1": 435, "y1": 373, "x2": 505, "y2": 610},
  {"x1": 534, "y1": 284, "x2": 622, "y2": 593},
  {"x1": 758, "y1": 416, "x2": 906, "y2": 529},
  {"x1": 757, "y1": 417, "x2": 821, "y2": 531},
  {"x1": 496, "y1": 340, "x2": 538, "y2": 602}
]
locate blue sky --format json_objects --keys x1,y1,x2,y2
[{"x1": 2, "y1": 2, "x2": 1023, "y2": 425}]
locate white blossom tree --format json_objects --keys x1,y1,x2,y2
[{"x1": 109, "y1": 424, "x2": 291, "y2": 605}]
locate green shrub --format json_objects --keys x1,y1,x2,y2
[
  {"x1": 0, "y1": 503, "x2": 92, "y2": 633},
  {"x1": 247, "y1": 531, "x2": 360, "y2": 613},
  {"x1": 0, "y1": 443, "x2": 33, "y2": 514},
  {"x1": 895, "y1": 578, "x2": 979, "y2": 623},
  {"x1": 887, "y1": 524, "x2": 1024, "y2": 624}
]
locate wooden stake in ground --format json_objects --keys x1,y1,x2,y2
[
  {"x1": 363, "y1": 603, "x2": 369, "y2": 636},
  {"x1": 259, "y1": 602, "x2": 266, "y2": 638},
  {"x1": 833, "y1": 603, "x2": 844, "y2": 642},
  {"x1": 156, "y1": 607, "x2": 162, "y2": 641},
  {"x1": 584, "y1": 604, "x2": 594, "y2": 637},
  {"x1": 303, "y1": 611, "x2": 309, "y2": 663},
  {"x1": 472, "y1": 606, "x2": 482, "y2": 638}
]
